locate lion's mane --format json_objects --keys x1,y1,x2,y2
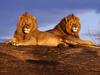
[{"x1": 14, "y1": 12, "x2": 38, "y2": 42}]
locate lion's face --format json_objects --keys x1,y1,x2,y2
[
  {"x1": 61, "y1": 14, "x2": 80, "y2": 36},
  {"x1": 65, "y1": 14, "x2": 80, "y2": 33},
  {"x1": 22, "y1": 18, "x2": 32, "y2": 34}
]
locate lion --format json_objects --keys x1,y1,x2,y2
[
  {"x1": 47, "y1": 14, "x2": 94, "y2": 46},
  {"x1": 5, "y1": 12, "x2": 38, "y2": 45},
  {"x1": 5, "y1": 12, "x2": 66, "y2": 46}
]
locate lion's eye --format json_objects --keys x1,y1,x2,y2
[
  {"x1": 67, "y1": 19, "x2": 69, "y2": 21},
  {"x1": 70, "y1": 22, "x2": 74, "y2": 26},
  {"x1": 22, "y1": 22, "x2": 25, "y2": 26}
]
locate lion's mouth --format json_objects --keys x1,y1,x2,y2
[
  {"x1": 23, "y1": 28, "x2": 31, "y2": 34},
  {"x1": 72, "y1": 27, "x2": 79, "y2": 32}
]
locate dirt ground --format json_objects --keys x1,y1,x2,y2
[{"x1": 0, "y1": 43, "x2": 100, "y2": 75}]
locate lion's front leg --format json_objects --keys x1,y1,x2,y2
[
  {"x1": 76, "y1": 39, "x2": 94, "y2": 45},
  {"x1": 64, "y1": 39, "x2": 78, "y2": 45},
  {"x1": 58, "y1": 39, "x2": 78, "y2": 48},
  {"x1": 57, "y1": 41, "x2": 69, "y2": 48},
  {"x1": 13, "y1": 37, "x2": 37, "y2": 46},
  {"x1": 4, "y1": 37, "x2": 18, "y2": 45}
]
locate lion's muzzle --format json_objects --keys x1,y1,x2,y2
[
  {"x1": 72, "y1": 27, "x2": 79, "y2": 33},
  {"x1": 23, "y1": 27, "x2": 31, "y2": 34}
]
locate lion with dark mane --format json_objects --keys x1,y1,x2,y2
[
  {"x1": 47, "y1": 14, "x2": 94, "y2": 46},
  {"x1": 5, "y1": 12, "x2": 66, "y2": 46}
]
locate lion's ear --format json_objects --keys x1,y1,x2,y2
[
  {"x1": 32, "y1": 16, "x2": 36, "y2": 20},
  {"x1": 64, "y1": 16, "x2": 69, "y2": 22},
  {"x1": 18, "y1": 16, "x2": 22, "y2": 20},
  {"x1": 77, "y1": 18, "x2": 80, "y2": 21},
  {"x1": 65, "y1": 18, "x2": 67, "y2": 22}
]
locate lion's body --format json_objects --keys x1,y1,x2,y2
[
  {"x1": 36, "y1": 31, "x2": 62, "y2": 46},
  {"x1": 47, "y1": 14, "x2": 94, "y2": 46},
  {"x1": 12, "y1": 31, "x2": 63, "y2": 46}
]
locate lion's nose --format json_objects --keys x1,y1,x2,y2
[{"x1": 72, "y1": 27, "x2": 78, "y2": 32}]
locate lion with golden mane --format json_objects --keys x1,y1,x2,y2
[
  {"x1": 5, "y1": 12, "x2": 66, "y2": 46},
  {"x1": 47, "y1": 14, "x2": 94, "y2": 46}
]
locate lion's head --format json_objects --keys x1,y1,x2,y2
[
  {"x1": 14, "y1": 12, "x2": 38, "y2": 41},
  {"x1": 55, "y1": 14, "x2": 80, "y2": 38}
]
